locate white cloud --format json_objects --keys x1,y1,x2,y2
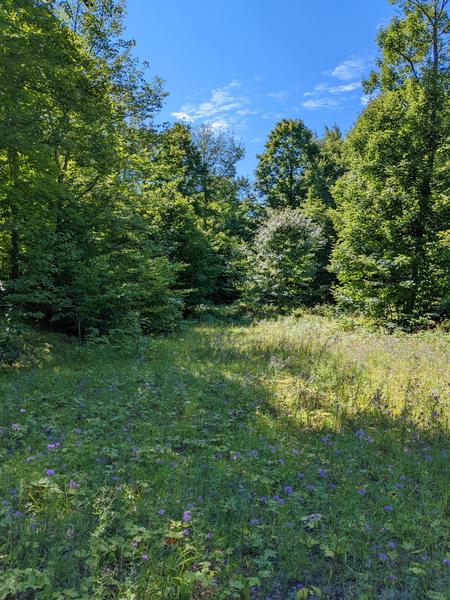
[
  {"x1": 331, "y1": 58, "x2": 366, "y2": 81},
  {"x1": 171, "y1": 81, "x2": 246, "y2": 126},
  {"x1": 304, "y1": 81, "x2": 361, "y2": 97},
  {"x1": 266, "y1": 91, "x2": 290, "y2": 101},
  {"x1": 328, "y1": 81, "x2": 361, "y2": 94},
  {"x1": 171, "y1": 110, "x2": 194, "y2": 122},
  {"x1": 302, "y1": 98, "x2": 340, "y2": 110},
  {"x1": 360, "y1": 94, "x2": 371, "y2": 106}
]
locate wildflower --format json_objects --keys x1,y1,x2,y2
[
  {"x1": 284, "y1": 485, "x2": 293, "y2": 495},
  {"x1": 357, "y1": 488, "x2": 366, "y2": 496},
  {"x1": 14, "y1": 511, "x2": 23, "y2": 517},
  {"x1": 278, "y1": 458, "x2": 285, "y2": 465},
  {"x1": 388, "y1": 574, "x2": 396, "y2": 581},
  {"x1": 443, "y1": 557, "x2": 450, "y2": 566},
  {"x1": 207, "y1": 531, "x2": 213, "y2": 539},
  {"x1": 46, "y1": 469, "x2": 55, "y2": 476},
  {"x1": 182, "y1": 510, "x2": 191, "y2": 522},
  {"x1": 250, "y1": 518, "x2": 260, "y2": 526},
  {"x1": 141, "y1": 553, "x2": 148, "y2": 560},
  {"x1": 297, "y1": 472, "x2": 305, "y2": 479},
  {"x1": 11, "y1": 423, "x2": 20, "y2": 431},
  {"x1": 182, "y1": 528, "x2": 189, "y2": 536},
  {"x1": 307, "y1": 484, "x2": 315, "y2": 491},
  {"x1": 388, "y1": 541, "x2": 396, "y2": 550},
  {"x1": 318, "y1": 469, "x2": 327, "y2": 478},
  {"x1": 74, "y1": 428, "x2": 82, "y2": 434},
  {"x1": 25, "y1": 456, "x2": 35, "y2": 463},
  {"x1": 20, "y1": 408, "x2": 26, "y2": 413},
  {"x1": 250, "y1": 449, "x2": 258, "y2": 458},
  {"x1": 197, "y1": 496, "x2": 203, "y2": 502},
  {"x1": 131, "y1": 541, "x2": 138, "y2": 547},
  {"x1": 378, "y1": 553, "x2": 388, "y2": 561},
  {"x1": 383, "y1": 505, "x2": 393, "y2": 512},
  {"x1": 158, "y1": 509, "x2": 165, "y2": 516},
  {"x1": 272, "y1": 495, "x2": 285, "y2": 506},
  {"x1": 355, "y1": 429, "x2": 365, "y2": 439}
]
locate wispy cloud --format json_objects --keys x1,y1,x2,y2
[
  {"x1": 171, "y1": 81, "x2": 248, "y2": 128},
  {"x1": 302, "y1": 98, "x2": 340, "y2": 110},
  {"x1": 360, "y1": 94, "x2": 371, "y2": 106},
  {"x1": 266, "y1": 91, "x2": 290, "y2": 102},
  {"x1": 331, "y1": 58, "x2": 367, "y2": 81},
  {"x1": 172, "y1": 80, "x2": 246, "y2": 123},
  {"x1": 304, "y1": 81, "x2": 361, "y2": 97}
]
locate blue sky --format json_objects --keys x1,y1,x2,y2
[{"x1": 124, "y1": 0, "x2": 395, "y2": 177}]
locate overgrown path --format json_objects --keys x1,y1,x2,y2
[{"x1": 0, "y1": 316, "x2": 449, "y2": 599}]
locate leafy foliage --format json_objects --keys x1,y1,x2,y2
[{"x1": 244, "y1": 209, "x2": 326, "y2": 309}]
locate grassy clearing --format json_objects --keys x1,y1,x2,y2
[{"x1": 0, "y1": 315, "x2": 449, "y2": 599}]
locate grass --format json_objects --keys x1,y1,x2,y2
[{"x1": 0, "y1": 314, "x2": 449, "y2": 599}]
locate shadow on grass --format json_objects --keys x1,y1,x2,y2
[{"x1": 0, "y1": 322, "x2": 448, "y2": 599}]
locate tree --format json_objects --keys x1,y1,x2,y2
[
  {"x1": 331, "y1": 0, "x2": 449, "y2": 324},
  {"x1": 255, "y1": 119, "x2": 316, "y2": 209},
  {"x1": 0, "y1": 0, "x2": 179, "y2": 336},
  {"x1": 244, "y1": 209, "x2": 326, "y2": 309}
]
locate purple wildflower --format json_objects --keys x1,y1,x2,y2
[
  {"x1": 158, "y1": 509, "x2": 165, "y2": 516},
  {"x1": 250, "y1": 518, "x2": 260, "y2": 526},
  {"x1": 388, "y1": 541, "x2": 396, "y2": 550},
  {"x1": 284, "y1": 485, "x2": 293, "y2": 495},
  {"x1": 182, "y1": 528, "x2": 189, "y2": 536},
  {"x1": 68, "y1": 480, "x2": 79, "y2": 489},
  {"x1": 443, "y1": 557, "x2": 450, "y2": 566},
  {"x1": 182, "y1": 510, "x2": 191, "y2": 522},
  {"x1": 357, "y1": 488, "x2": 366, "y2": 496},
  {"x1": 318, "y1": 469, "x2": 327, "y2": 478},
  {"x1": 355, "y1": 429, "x2": 365, "y2": 439},
  {"x1": 141, "y1": 553, "x2": 148, "y2": 560},
  {"x1": 378, "y1": 553, "x2": 388, "y2": 562},
  {"x1": 46, "y1": 469, "x2": 55, "y2": 476},
  {"x1": 383, "y1": 505, "x2": 393, "y2": 512}
]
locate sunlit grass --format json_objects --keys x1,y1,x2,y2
[{"x1": 0, "y1": 315, "x2": 449, "y2": 599}]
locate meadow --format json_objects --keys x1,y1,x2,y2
[{"x1": 0, "y1": 314, "x2": 449, "y2": 599}]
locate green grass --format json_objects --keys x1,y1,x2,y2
[{"x1": 0, "y1": 315, "x2": 449, "y2": 599}]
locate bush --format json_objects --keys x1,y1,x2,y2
[{"x1": 243, "y1": 208, "x2": 326, "y2": 309}]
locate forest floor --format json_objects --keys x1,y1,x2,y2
[{"x1": 0, "y1": 315, "x2": 449, "y2": 599}]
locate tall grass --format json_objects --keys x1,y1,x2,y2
[{"x1": 0, "y1": 315, "x2": 448, "y2": 599}]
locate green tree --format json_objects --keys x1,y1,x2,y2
[
  {"x1": 0, "y1": 0, "x2": 179, "y2": 336},
  {"x1": 255, "y1": 119, "x2": 316, "y2": 209},
  {"x1": 244, "y1": 208, "x2": 326, "y2": 309},
  {"x1": 331, "y1": 0, "x2": 449, "y2": 324}
]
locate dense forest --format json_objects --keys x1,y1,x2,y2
[{"x1": 0, "y1": 0, "x2": 449, "y2": 342}]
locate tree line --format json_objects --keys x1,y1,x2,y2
[{"x1": 0, "y1": 0, "x2": 448, "y2": 339}]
